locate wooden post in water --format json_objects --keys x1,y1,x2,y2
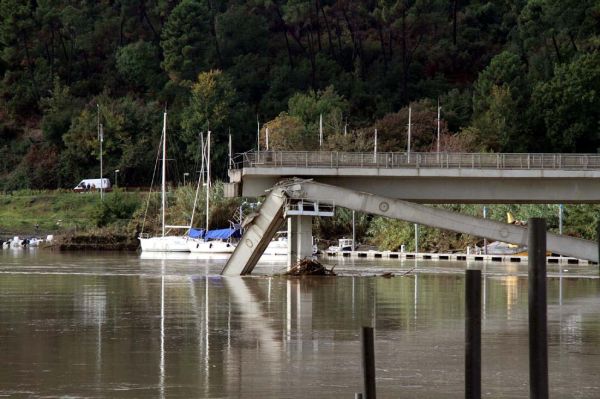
[
  {"x1": 528, "y1": 218, "x2": 549, "y2": 399},
  {"x1": 361, "y1": 326, "x2": 376, "y2": 399},
  {"x1": 465, "y1": 269, "x2": 481, "y2": 399}
]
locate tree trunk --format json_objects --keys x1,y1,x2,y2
[
  {"x1": 342, "y1": 8, "x2": 358, "y2": 62},
  {"x1": 314, "y1": 0, "x2": 322, "y2": 52},
  {"x1": 307, "y1": 29, "x2": 317, "y2": 88},
  {"x1": 320, "y1": 3, "x2": 335, "y2": 59},
  {"x1": 551, "y1": 34, "x2": 562, "y2": 63},
  {"x1": 272, "y1": 4, "x2": 295, "y2": 68},
  {"x1": 378, "y1": 25, "x2": 388, "y2": 72},
  {"x1": 207, "y1": 0, "x2": 223, "y2": 68},
  {"x1": 452, "y1": 0, "x2": 458, "y2": 46},
  {"x1": 401, "y1": 9, "x2": 408, "y2": 101}
]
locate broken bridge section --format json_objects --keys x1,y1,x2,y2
[{"x1": 221, "y1": 180, "x2": 598, "y2": 276}]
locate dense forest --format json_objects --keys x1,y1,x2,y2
[{"x1": 1, "y1": 0, "x2": 599, "y2": 190}]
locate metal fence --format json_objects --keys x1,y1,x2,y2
[{"x1": 232, "y1": 151, "x2": 600, "y2": 170}]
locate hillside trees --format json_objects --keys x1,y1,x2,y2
[
  {"x1": 160, "y1": 0, "x2": 217, "y2": 82},
  {"x1": 1, "y1": 1, "x2": 600, "y2": 191},
  {"x1": 533, "y1": 53, "x2": 600, "y2": 152}
]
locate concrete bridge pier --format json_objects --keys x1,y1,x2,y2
[{"x1": 287, "y1": 215, "x2": 313, "y2": 267}]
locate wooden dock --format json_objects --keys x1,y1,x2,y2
[{"x1": 322, "y1": 250, "x2": 592, "y2": 265}]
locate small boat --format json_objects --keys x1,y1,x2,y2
[
  {"x1": 483, "y1": 241, "x2": 527, "y2": 256},
  {"x1": 327, "y1": 238, "x2": 354, "y2": 252},
  {"x1": 262, "y1": 231, "x2": 318, "y2": 256}
]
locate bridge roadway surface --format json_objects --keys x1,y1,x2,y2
[{"x1": 228, "y1": 151, "x2": 600, "y2": 203}]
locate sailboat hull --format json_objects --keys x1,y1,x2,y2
[
  {"x1": 188, "y1": 239, "x2": 236, "y2": 253},
  {"x1": 139, "y1": 236, "x2": 190, "y2": 252}
]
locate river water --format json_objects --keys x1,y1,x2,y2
[{"x1": 0, "y1": 250, "x2": 599, "y2": 398}]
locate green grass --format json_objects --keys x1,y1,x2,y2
[{"x1": 0, "y1": 190, "x2": 144, "y2": 235}]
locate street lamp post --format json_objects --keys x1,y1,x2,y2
[
  {"x1": 183, "y1": 172, "x2": 189, "y2": 186},
  {"x1": 114, "y1": 169, "x2": 119, "y2": 188}
]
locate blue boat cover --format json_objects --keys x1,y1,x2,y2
[
  {"x1": 188, "y1": 228, "x2": 205, "y2": 238},
  {"x1": 204, "y1": 228, "x2": 241, "y2": 240}
]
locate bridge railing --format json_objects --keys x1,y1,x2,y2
[{"x1": 234, "y1": 151, "x2": 600, "y2": 170}]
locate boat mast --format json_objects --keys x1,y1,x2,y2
[
  {"x1": 189, "y1": 132, "x2": 205, "y2": 231},
  {"x1": 161, "y1": 111, "x2": 167, "y2": 238},
  {"x1": 205, "y1": 130, "x2": 211, "y2": 231}
]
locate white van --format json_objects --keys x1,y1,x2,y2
[{"x1": 73, "y1": 178, "x2": 112, "y2": 192}]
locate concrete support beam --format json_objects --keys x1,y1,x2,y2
[
  {"x1": 293, "y1": 181, "x2": 598, "y2": 262},
  {"x1": 222, "y1": 180, "x2": 598, "y2": 276},
  {"x1": 221, "y1": 187, "x2": 286, "y2": 276},
  {"x1": 287, "y1": 215, "x2": 313, "y2": 267},
  {"x1": 287, "y1": 217, "x2": 298, "y2": 269}
]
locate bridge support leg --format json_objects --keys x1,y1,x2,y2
[{"x1": 287, "y1": 215, "x2": 313, "y2": 267}]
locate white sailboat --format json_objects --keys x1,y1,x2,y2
[
  {"x1": 139, "y1": 111, "x2": 190, "y2": 252},
  {"x1": 188, "y1": 131, "x2": 238, "y2": 254}
]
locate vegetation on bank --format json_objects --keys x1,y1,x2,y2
[{"x1": 3, "y1": 187, "x2": 600, "y2": 252}]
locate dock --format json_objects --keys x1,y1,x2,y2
[{"x1": 322, "y1": 250, "x2": 592, "y2": 265}]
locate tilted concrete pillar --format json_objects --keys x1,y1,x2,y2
[{"x1": 287, "y1": 215, "x2": 313, "y2": 266}]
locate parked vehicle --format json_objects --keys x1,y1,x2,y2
[{"x1": 74, "y1": 178, "x2": 111, "y2": 192}]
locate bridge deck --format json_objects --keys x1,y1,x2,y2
[
  {"x1": 229, "y1": 151, "x2": 600, "y2": 203},
  {"x1": 235, "y1": 151, "x2": 600, "y2": 170}
]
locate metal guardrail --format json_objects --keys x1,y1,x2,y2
[{"x1": 232, "y1": 151, "x2": 600, "y2": 170}]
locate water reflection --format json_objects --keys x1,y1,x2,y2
[{"x1": 0, "y1": 251, "x2": 599, "y2": 398}]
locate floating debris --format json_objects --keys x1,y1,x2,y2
[
  {"x1": 285, "y1": 258, "x2": 337, "y2": 276},
  {"x1": 381, "y1": 272, "x2": 394, "y2": 278}
]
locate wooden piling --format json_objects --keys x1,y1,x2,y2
[
  {"x1": 361, "y1": 326, "x2": 376, "y2": 399},
  {"x1": 528, "y1": 218, "x2": 549, "y2": 399},
  {"x1": 465, "y1": 269, "x2": 481, "y2": 399}
]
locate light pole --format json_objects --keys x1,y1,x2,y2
[
  {"x1": 183, "y1": 172, "x2": 189, "y2": 186},
  {"x1": 559, "y1": 204, "x2": 564, "y2": 235},
  {"x1": 114, "y1": 169, "x2": 119, "y2": 188}
]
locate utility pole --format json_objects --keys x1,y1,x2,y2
[
  {"x1": 407, "y1": 106, "x2": 412, "y2": 163},
  {"x1": 414, "y1": 223, "x2": 419, "y2": 254},
  {"x1": 352, "y1": 210, "x2": 356, "y2": 252},
  {"x1": 483, "y1": 207, "x2": 488, "y2": 255},
  {"x1": 373, "y1": 129, "x2": 377, "y2": 162},
  {"x1": 228, "y1": 131, "x2": 233, "y2": 169},
  {"x1": 559, "y1": 204, "x2": 564, "y2": 235},
  {"x1": 319, "y1": 113, "x2": 323, "y2": 148},
  {"x1": 97, "y1": 104, "x2": 104, "y2": 201},
  {"x1": 266, "y1": 127, "x2": 269, "y2": 151},
  {"x1": 257, "y1": 117, "x2": 260, "y2": 152},
  {"x1": 99, "y1": 124, "x2": 104, "y2": 201},
  {"x1": 437, "y1": 100, "x2": 441, "y2": 162}
]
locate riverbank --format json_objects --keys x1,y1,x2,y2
[
  {"x1": 0, "y1": 189, "x2": 137, "y2": 235},
  {"x1": 3, "y1": 188, "x2": 600, "y2": 253},
  {"x1": 0, "y1": 189, "x2": 141, "y2": 250},
  {"x1": 0, "y1": 185, "x2": 237, "y2": 251}
]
